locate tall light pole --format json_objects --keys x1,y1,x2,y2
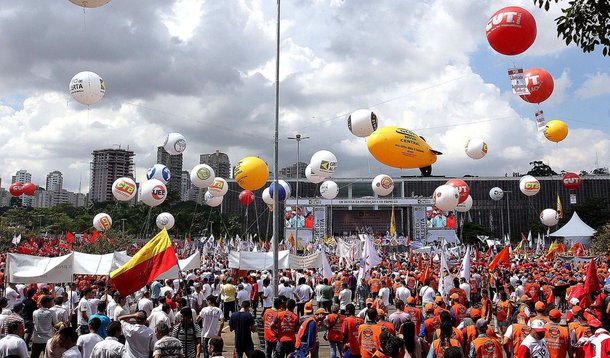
[
  {"x1": 272, "y1": 0, "x2": 281, "y2": 298},
  {"x1": 288, "y1": 134, "x2": 309, "y2": 250}
]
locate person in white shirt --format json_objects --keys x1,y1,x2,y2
[
  {"x1": 32, "y1": 296, "x2": 58, "y2": 358},
  {"x1": 0, "y1": 321, "x2": 28, "y2": 358},
  {"x1": 236, "y1": 285, "x2": 250, "y2": 307},
  {"x1": 339, "y1": 283, "x2": 352, "y2": 310},
  {"x1": 419, "y1": 279, "x2": 436, "y2": 306},
  {"x1": 118, "y1": 311, "x2": 157, "y2": 358},
  {"x1": 198, "y1": 296, "x2": 224, "y2": 358},
  {"x1": 278, "y1": 281, "x2": 295, "y2": 300},
  {"x1": 261, "y1": 278, "x2": 273, "y2": 309},
  {"x1": 148, "y1": 304, "x2": 171, "y2": 330},
  {"x1": 5, "y1": 283, "x2": 20, "y2": 310},
  {"x1": 78, "y1": 289, "x2": 95, "y2": 335},
  {"x1": 151, "y1": 297, "x2": 176, "y2": 326},
  {"x1": 378, "y1": 281, "x2": 391, "y2": 308},
  {"x1": 137, "y1": 291, "x2": 154, "y2": 317},
  {"x1": 159, "y1": 280, "x2": 175, "y2": 299},
  {"x1": 202, "y1": 279, "x2": 212, "y2": 301},
  {"x1": 295, "y1": 278, "x2": 314, "y2": 317},
  {"x1": 77, "y1": 318, "x2": 103, "y2": 358},
  {"x1": 90, "y1": 321, "x2": 126, "y2": 358},
  {"x1": 459, "y1": 278, "x2": 471, "y2": 304},
  {"x1": 395, "y1": 282, "x2": 411, "y2": 303},
  {"x1": 59, "y1": 326, "x2": 81, "y2": 358}
]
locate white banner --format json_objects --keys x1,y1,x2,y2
[
  {"x1": 73, "y1": 252, "x2": 130, "y2": 275},
  {"x1": 285, "y1": 198, "x2": 434, "y2": 206},
  {"x1": 508, "y1": 68, "x2": 530, "y2": 95},
  {"x1": 289, "y1": 252, "x2": 322, "y2": 269},
  {"x1": 8, "y1": 253, "x2": 74, "y2": 284},
  {"x1": 157, "y1": 252, "x2": 201, "y2": 280},
  {"x1": 535, "y1": 110, "x2": 546, "y2": 132},
  {"x1": 228, "y1": 250, "x2": 290, "y2": 270}
]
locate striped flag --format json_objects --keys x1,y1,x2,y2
[{"x1": 110, "y1": 228, "x2": 178, "y2": 296}]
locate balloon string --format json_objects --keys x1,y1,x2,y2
[
  {"x1": 187, "y1": 200, "x2": 200, "y2": 238},
  {"x1": 83, "y1": 7, "x2": 87, "y2": 33}
]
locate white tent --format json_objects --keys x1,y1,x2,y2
[{"x1": 550, "y1": 212, "x2": 596, "y2": 246}]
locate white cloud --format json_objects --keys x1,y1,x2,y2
[{"x1": 575, "y1": 73, "x2": 610, "y2": 99}]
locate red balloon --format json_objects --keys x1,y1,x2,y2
[
  {"x1": 9, "y1": 182, "x2": 24, "y2": 197},
  {"x1": 520, "y1": 68, "x2": 554, "y2": 104},
  {"x1": 21, "y1": 182, "x2": 37, "y2": 196},
  {"x1": 486, "y1": 6, "x2": 537, "y2": 55},
  {"x1": 239, "y1": 190, "x2": 254, "y2": 206},
  {"x1": 445, "y1": 179, "x2": 470, "y2": 204},
  {"x1": 562, "y1": 172, "x2": 582, "y2": 190}
]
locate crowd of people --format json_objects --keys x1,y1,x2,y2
[{"x1": 1, "y1": 243, "x2": 610, "y2": 358}]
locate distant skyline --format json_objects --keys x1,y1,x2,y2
[{"x1": 0, "y1": 0, "x2": 607, "y2": 197}]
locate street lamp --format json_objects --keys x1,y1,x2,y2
[{"x1": 288, "y1": 134, "x2": 309, "y2": 251}]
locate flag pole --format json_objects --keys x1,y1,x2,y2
[{"x1": 272, "y1": 0, "x2": 281, "y2": 298}]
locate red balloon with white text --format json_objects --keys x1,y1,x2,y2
[
  {"x1": 562, "y1": 172, "x2": 582, "y2": 190},
  {"x1": 520, "y1": 68, "x2": 554, "y2": 104},
  {"x1": 9, "y1": 183, "x2": 24, "y2": 197},
  {"x1": 445, "y1": 179, "x2": 470, "y2": 204},
  {"x1": 486, "y1": 6, "x2": 537, "y2": 55}
]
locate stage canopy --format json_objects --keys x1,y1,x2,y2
[{"x1": 550, "y1": 212, "x2": 596, "y2": 246}]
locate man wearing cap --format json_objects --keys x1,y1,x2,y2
[
  {"x1": 517, "y1": 319, "x2": 549, "y2": 358},
  {"x1": 404, "y1": 297, "x2": 424, "y2": 335},
  {"x1": 530, "y1": 302, "x2": 550, "y2": 325},
  {"x1": 323, "y1": 304, "x2": 345, "y2": 358},
  {"x1": 449, "y1": 293, "x2": 467, "y2": 327},
  {"x1": 274, "y1": 299, "x2": 299, "y2": 358},
  {"x1": 419, "y1": 304, "x2": 441, "y2": 346},
  {"x1": 358, "y1": 309, "x2": 384, "y2": 358},
  {"x1": 544, "y1": 309, "x2": 571, "y2": 358},
  {"x1": 572, "y1": 316, "x2": 600, "y2": 358},
  {"x1": 376, "y1": 309, "x2": 395, "y2": 334},
  {"x1": 503, "y1": 312, "x2": 531, "y2": 356},
  {"x1": 342, "y1": 303, "x2": 364, "y2": 358},
  {"x1": 469, "y1": 319, "x2": 502, "y2": 358},
  {"x1": 300, "y1": 301, "x2": 314, "y2": 325},
  {"x1": 295, "y1": 308, "x2": 326, "y2": 358},
  {"x1": 358, "y1": 298, "x2": 375, "y2": 320},
  {"x1": 566, "y1": 298, "x2": 580, "y2": 324}
]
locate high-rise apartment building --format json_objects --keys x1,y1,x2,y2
[
  {"x1": 180, "y1": 170, "x2": 198, "y2": 202},
  {"x1": 280, "y1": 162, "x2": 307, "y2": 179},
  {"x1": 12, "y1": 170, "x2": 33, "y2": 207},
  {"x1": 46, "y1": 170, "x2": 63, "y2": 191},
  {"x1": 156, "y1": 146, "x2": 183, "y2": 194},
  {"x1": 200, "y1": 150, "x2": 231, "y2": 179},
  {"x1": 90, "y1": 148, "x2": 135, "y2": 203}
]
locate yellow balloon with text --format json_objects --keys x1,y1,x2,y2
[
  {"x1": 544, "y1": 120, "x2": 569, "y2": 143},
  {"x1": 367, "y1": 126, "x2": 442, "y2": 169},
  {"x1": 234, "y1": 156, "x2": 269, "y2": 191}
]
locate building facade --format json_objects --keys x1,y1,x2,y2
[
  {"x1": 200, "y1": 150, "x2": 231, "y2": 179},
  {"x1": 279, "y1": 162, "x2": 307, "y2": 179},
  {"x1": 156, "y1": 146, "x2": 183, "y2": 195},
  {"x1": 90, "y1": 148, "x2": 135, "y2": 203},
  {"x1": 46, "y1": 170, "x2": 63, "y2": 191},
  {"x1": 12, "y1": 170, "x2": 33, "y2": 207}
]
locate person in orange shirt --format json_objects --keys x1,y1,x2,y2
[
  {"x1": 358, "y1": 309, "x2": 384, "y2": 358},
  {"x1": 470, "y1": 319, "x2": 502, "y2": 358},
  {"x1": 432, "y1": 310, "x2": 464, "y2": 349},
  {"x1": 273, "y1": 299, "x2": 299, "y2": 358},
  {"x1": 433, "y1": 296, "x2": 450, "y2": 317},
  {"x1": 464, "y1": 308, "x2": 497, "y2": 353},
  {"x1": 572, "y1": 316, "x2": 600, "y2": 358},
  {"x1": 529, "y1": 301, "x2": 550, "y2": 325},
  {"x1": 502, "y1": 312, "x2": 531, "y2": 357},
  {"x1": 404, "y1": 297, "x2": 424, "y2": 335},
  {"x1": 369, "y1": 274, "x2": 381, "y2": 299},
  {"x1": 263, "y1": 298, "x2": 282, "y2": 358},
  {"x1": 419, "y1": 304, "x2": 441, "y2": 346},
  {"x1": 342, "y1": 303, "x2": 364, "y2": 357},
  {"x1": 324, "y1": 304, "x2": 345, "y2": 358},
  {"x1": 544, "y1": 309, "x2": 571, "y2": 358},
  {"x1": 376, "y1": 309, "x2": 395, "y2": 335},
  {"x1": 295, "y1": 308, "x2": 327, "y2": 358},
  {"x1": 494, "y1": 291, "x2": 512, "y2": 336},
  {"x1": 480, "y1": 290, "x2": 493, "y2": 323},
  {"x1": 449, "y1": 293, "x2": 467, "y2": 327},
  {"x1": 524, "y1": 280, "x2": 540, "y2": 304},
  {"x1": 431, "y1": 320, "x2": 461, "y2": 357}
]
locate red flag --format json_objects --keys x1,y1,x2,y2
[
  {"x1": 82, "y1": 232, "x2": 88, "y2": 243},
  {"x1": 584, "y1": 259, "x2": 601, "y2": 295},
  {"x1": 488, "y1": 246, "x2": 510, "y2": 271},
  {"x1": 475, "y1": 246, "x2": 481, "y2": 263},
  {"x1": 408, "y1": 250, "x2": 414, "y2": 266},
  {"x1": 66, "y1": 231, "x2": 75, "y2": 244},
  {"x1": 405, "y1": 235, "x2": 411, "y2": 247},
  {"x1": 90, "y1": 231, "x2": 99, "y2": 244},
  {"x1": 417, "y1": 254, "x2": 423, "y2": 271},
  {"x1": 420, "y1": 266, "x2": 430, "y2": 284}
]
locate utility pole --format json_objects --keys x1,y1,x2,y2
[{"x1": 288, "y1": 134, "x2": 309, "y2": 251}]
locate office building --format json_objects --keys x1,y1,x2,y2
[
  {"x1": 156, "y1": 146, "x2": 183, "y2": 194},
  {"x1": 90, "y1": 148, "x2": 135, "y2": 203},
  {"x1": 200, "y1": 150, "x2": 231, "y2": 179},
  {"x1": 180, "y1": 170, "x2": 198, "y2": 202},
  {"x1": 279, "y1": 162, "x2": 307, "y2": 179},
  {"x1": 46, "y1": 170, "x2": 63, "y2": 192}
]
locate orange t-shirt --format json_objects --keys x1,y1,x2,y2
[
  {"x1": 275, "y1": 310, "x2": 298, "y2": 342},
  {"x1": 370, "y1": 278, "x2": 381, "y2": 293},
  {"x1": 358, "y1": 324, "x2": 382, "y2": 358},
  {"x1": 495, "y1": 300, "x2": 512, "y2": 322},
  {"x1": 473, "y1": 336, "x2": 502, "y2": 358},
  {"x1": 432, "y1": 338, "x2": 460, "y2": 357},
  {"x1": 342, "y1": 316, "x2": 364, "y2": 355},
  {"x1": 544, "y1": 324, "x2": 568, "y2": 358},
  {"x1": 263, "y1": 308, "x2": 279, "y2": 342}
]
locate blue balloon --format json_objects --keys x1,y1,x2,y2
[{"x1": 269, "y1": 182, "x2": 287, "y2": 201}]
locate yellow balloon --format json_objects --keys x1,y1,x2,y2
[
  {"x1": 367, "y1": 126, "x2": 442, "y2": 169},
  {"x1": 234, "y1": 156, "x2": 269, "y2": 190},
  {"x1": 544, "y1": 120, "x2": 569, "y2": 143}
]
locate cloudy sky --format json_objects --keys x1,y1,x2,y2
[{"x1": 0, "y1": 0, "x2": 608, "y2": 193}]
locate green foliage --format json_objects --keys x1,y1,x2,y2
[
  {"x1": 527, "y1": 161, "x2": 558, "y2": 177},
  {"x1": 461, "y1": 222, "x2": 493, "y2": 246},
  {"x1": 590, "y1": 221, "x2": 610, "y2": 255},
  {"x1": 558, "y1": 197, "x2": 610, "y2": 230},
  {"x1": 534, "y1": 0, "x2": 610, "y2": 56}
]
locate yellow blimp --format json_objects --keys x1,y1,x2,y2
[
  {"x1": 367, "y1": 126, "x2": 442, "y2": 176},
  {"x1": 544, "y1": 119, "x2": 569, "y2": 143},
  {"x1": 234, "y1": 156, "x2": 269, "y2": 191}
]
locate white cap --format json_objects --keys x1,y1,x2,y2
[{"x1": 569, "y1": 297, "x2": 580, "y2": 306}]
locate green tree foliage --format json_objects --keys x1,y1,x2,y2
[
  {"x1": 461, "y1": 222, "x2": 493, "y2": 246},
  {"x1": 534, "y1": 0, "x2": 610, "y2": 56},
  {"x1": 527, "y1": 161, "x2": 558, "y2": 177},
  {"x1": 590, "y1": 221, "x2": 610, "y2": 255},
  {"x1": 558, "y1": 197, "x2": 610, "y2": 231}
]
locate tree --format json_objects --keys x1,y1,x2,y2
[
  {"x1": 590, "y1": 221, "x2": 610, "y2": 255},
  {"x1": 592, "y1": 167, "x2": 609, "y2": 175},
  {"x1": 527, "y1": 160, "x2": 558, "y2": 176},
  {"x1": 558, "y1": 197, "x2": 610, "y2": 230},
  {"x1": 534, "y1": 0, "x2": 610, "y2": 56},
  {"x1": 461, "y1": 222, "x2": 493, "y2": 246}
]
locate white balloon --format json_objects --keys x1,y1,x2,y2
[
  {"x1": 540, "y1": 209, "x2": 559, "y2": 227},
  {"x1": 111, "y1": 177, "x2": 137, "y2": 201},
  {"x1": 140, "y1": 179, "x2": 167, "y2": 207},
  {"x1": 190, "y1": 164, "x2": 215, "y2": 188},
  {"x1": 280, "y1": 180, "x2": 292, "y2": 198},
  {"x1": 519, "y1": 175, "x2": 540, "y2": 196},
  {"x1": 208, "y1": 177, "x2": 228, "y2": 197},
  {"x1": 347, "y1": 109, "x2": 378, "y2": 137},
  {"x1": 489, "y1": 187, "x2": 504, "y2": 201},
  {"x1": 464, "y1": 138, "x2": 488, "y2": 160},
  {"x1": 204, "y1": 191, "x2": 223, "y2": 207},
  {"x1": 372, "y1": 174, "x2": 394, "y2": 196},
  {"x1": 163, "y1": 133, "x2": 187, "y2": 155},
  {"x1": 310, "y1": 150, "x2": 337, "y2": 178},
  {"x1": 69, "y1": 71, "x2": 105, "y2": 105},
  {"x1": 455, "y1": 195, "x2": 473, "y2": 212},
  {"x1": 146, "y1": 164, "x2": 171, "y2": 184},
  {"x1": 305, "y1": 164, "x2": 324, "y2": 184},
  {"x1": 93, "y1": 212, "x2": 112, "y2": 231},
  {"x1": 156, "y1": 212, "x2": 175, "y2": 230},
  {"x1": 320, "y1": 180, "x2": 339, "y2": 200},
  {"x1": 69, "y1": 0, "x2": 111, "y2": 8},
  {"x1": 432, "y1": 185, "x2": 460, "y2": 211},
  {"x1": 262, "y1": 187, "x2": 273, "y2": 205}
]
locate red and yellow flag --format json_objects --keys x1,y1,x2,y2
[
  {"x1": 110, "y1": 228, "x2": 178, "y2": 296},
  {"x1": 488, "y1": 246, "x2": 510, "y2": 271}
]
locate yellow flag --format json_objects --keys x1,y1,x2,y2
[
  {"x1": 548, "y1": 240, "x2": 558, "y2": 254},
  {"x1": 557, "y1": 194, "x2": 563, "y2": 219},
  {"x1": 515, "y1": 239, "x2": 524, "y2": 252},
  {"x1": 389, "y1": 207, "x2": 396, "y2": 237}
]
